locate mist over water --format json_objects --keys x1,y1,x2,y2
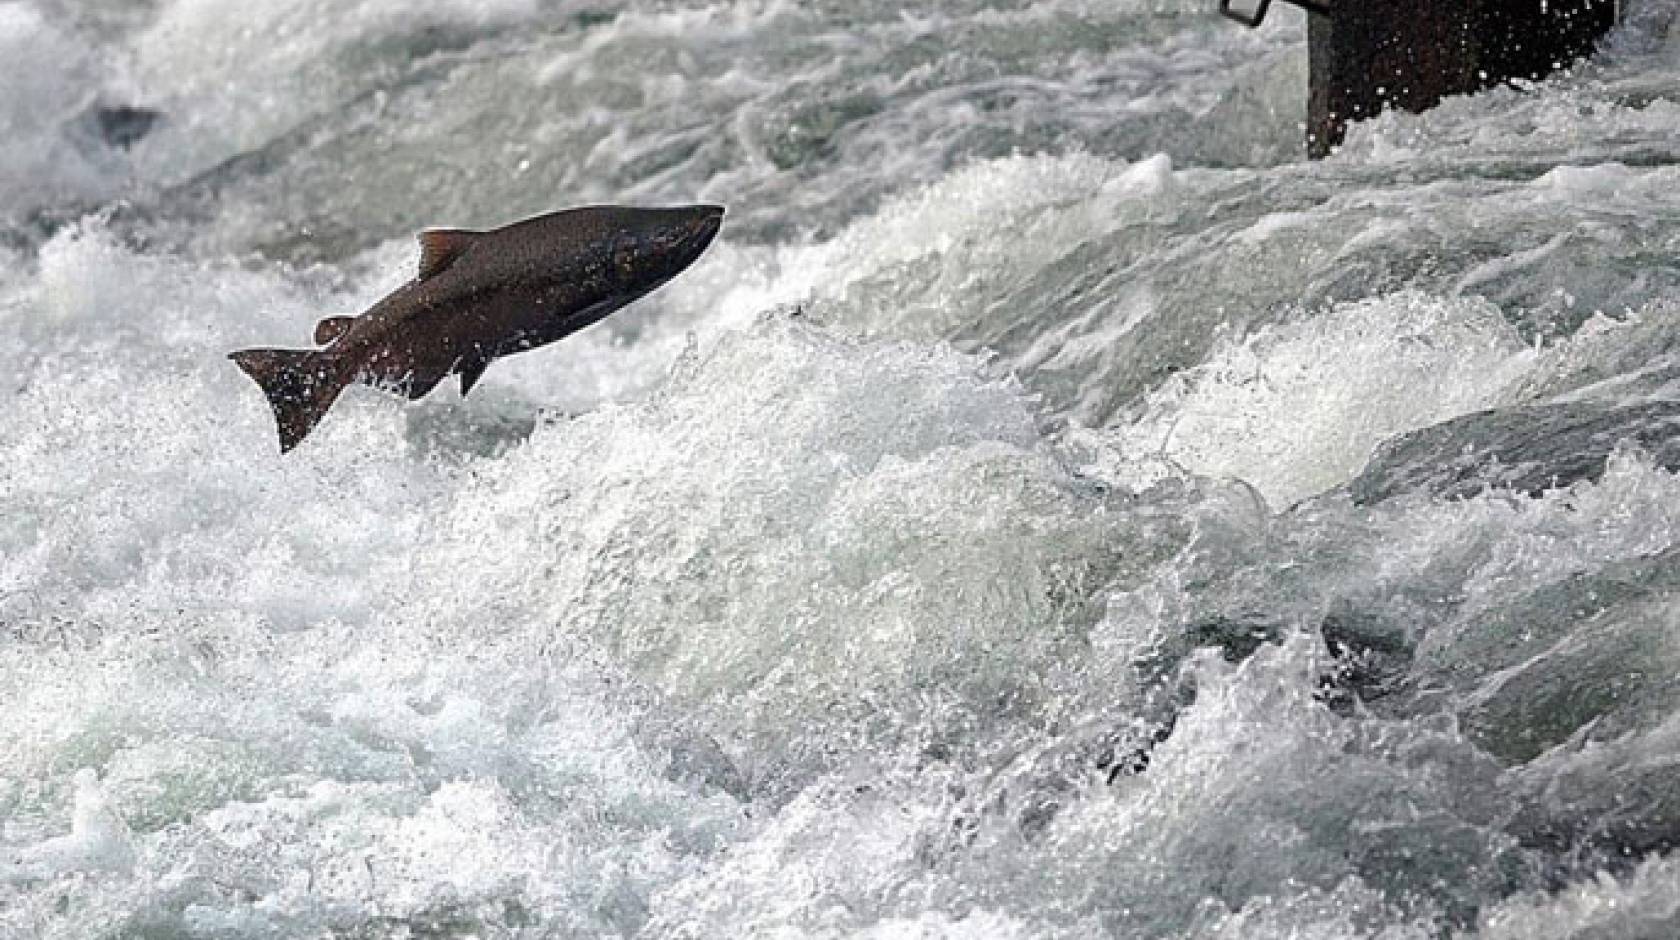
[{"x1": 5, "y1": 1, "x2": 1680, "y2": 936}]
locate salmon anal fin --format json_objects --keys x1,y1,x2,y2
[
  {"x1": 459, "y1": 358, "x2": 489, "y2": 397},
  {"x1": 404, "y1": 371, "x2": 446, "y2": 401},
  {"x1": 313, "y1": 316, "x2": 356, "y2": 346},
  {"x1": 417, "y1": 229, "x2": 481, "y2": 280}
]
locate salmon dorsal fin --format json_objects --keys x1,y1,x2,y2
[{"x1": 417, "y1": 229, "x2": 481, "y2": 280}]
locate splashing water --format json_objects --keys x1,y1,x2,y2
[{"x1": 5, "y1": 1, "x2": 1680, "y2": 937}]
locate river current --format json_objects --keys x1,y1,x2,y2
[{"x1": 5, "y1": 1, "x2": 1680, "y2": 937}]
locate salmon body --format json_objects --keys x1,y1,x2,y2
[{"x1": 230, "y1": 204, "x2": 724, "y2": 452}]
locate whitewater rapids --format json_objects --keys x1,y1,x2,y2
[{"x1": 5, "y1": 1, "x2": 1680, "y2": 937}]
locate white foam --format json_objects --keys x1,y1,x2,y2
[
  {"x1": 0, "y1": 3, "x2": 120, "y2": 215},
  {"x1": 1105, "y1": 291, "x2": 1535, "y2": 508},
  {"x1": 1477, "y1": 854, "x2": 1680, "y2": 938},
  {"x1": 408, "y1": 320, "x2": 1141, "y2": 782},
  {"x1": 1, "y1": 770, "x2": 135, "y2": 884},
  {"x1": 127, "y1": 0, "x2": 544, "y2": 183},
  {"x1": 5, "y1": 0, "x2": 1680, "y2": 934}
]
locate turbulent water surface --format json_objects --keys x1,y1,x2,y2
[{"x1": 6, "y1": 1, "x2": 1680, "y2": 936}]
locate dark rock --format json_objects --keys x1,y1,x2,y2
[{"x1": 92, "y1": 105, "x2": 162, "y2": 151}]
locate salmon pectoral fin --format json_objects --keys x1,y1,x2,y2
[
  {"x1": 228, "y1": 348, "x2": 347, "y2": 453},
  {"x1": 313, "y1": 316, "x2": 356, "y2": 346}
]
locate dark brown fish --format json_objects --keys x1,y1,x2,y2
[{"x1": 230, "y1": 204, "x2": 724, "y2": 452}]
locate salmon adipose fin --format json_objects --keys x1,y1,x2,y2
[{"x1": 228, "y1": 348, "x2": 347, "y2": 453}]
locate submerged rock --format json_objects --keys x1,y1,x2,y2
[{"x1": 87, "y1": 104, "x2": 162, "y2": 151}]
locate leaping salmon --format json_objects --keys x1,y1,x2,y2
[{"x1": 230, "y1": 204, "x2": 724, "y2": 452}]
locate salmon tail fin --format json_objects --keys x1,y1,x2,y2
[{"x1": 227, "y1": 348, "x2": 347, "y2": 453}]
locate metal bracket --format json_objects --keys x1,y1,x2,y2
[{"x1": 1220, "y1": 0, "x2": 1331, "y2": 28}]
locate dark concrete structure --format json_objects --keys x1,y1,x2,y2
[{"x1": 1307, "y1": 0, "x2": 1619, "y2": 156}]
